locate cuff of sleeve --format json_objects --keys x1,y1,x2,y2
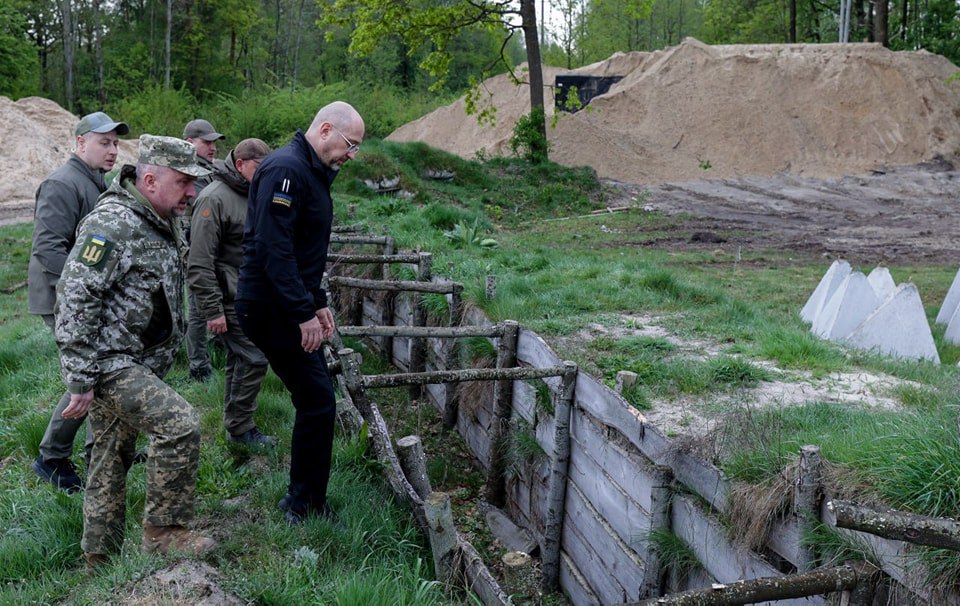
[
  {"x1": 312, "y1": 290, "x2": 327, "y2": 310},
  {"x1": 67, "y1": 382, "x2": 94, "y2": 395}
]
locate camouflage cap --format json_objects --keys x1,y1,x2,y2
[
  {"x1": 183, "y1": 119, "x2": 225, "y2": 142},
  {"x1": 76, "y1": 111, "x2": 129, "y2": 136},
  {"x1": 138, "y1": 134, "x2": 212, "y2": 177}
]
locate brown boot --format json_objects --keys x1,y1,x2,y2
[
  {"x1": 142, "y1": 524, "x2": 217, "y2": 556},
  {"x1": 84, "y1": 553, "x2": 109, "y2": 574}
]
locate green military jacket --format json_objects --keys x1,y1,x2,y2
[
  {"x1": 28, "y1": 155, "x2": 107, "y2": 316},
  {"x1": 55, "y1": 165, "x2": 186, "y2": 395},
  {"x1": 187, "y1": 151, "x2": 248, "y2": 321}
]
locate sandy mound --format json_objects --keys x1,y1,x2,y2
[
  {"x1": 388, "y1": 38, "x2": 960, "y2": 184},
  {"x1": 0, "y1": 96, "x2": 138, "y2": 209}
]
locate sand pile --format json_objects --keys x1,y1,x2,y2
[
  {"x1": 388, "y1": 38, "x2": 960, "y2": 184},
  {"x1": 0, "y1": 96, "x2": 138, "y2": 209}
]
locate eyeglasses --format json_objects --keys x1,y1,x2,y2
[{"x1": 331, "y1": 125, "x2": 360, "y2": 154}]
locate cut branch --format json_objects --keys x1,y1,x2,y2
[
  {"x1": 829, "y1": 499, "x2": 960, "y2": 551},
  {"x1": 362, "y1": 365, "x2": 569, "y2": 389}
]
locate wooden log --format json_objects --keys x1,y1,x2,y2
[
  {"x1": 330, "y1": 234, "x2": 390, "y2": 245},
  {"x1": 424, "y1": 492, "x2": 459, "y2": 585},
  {"x1": 338, "y1": 324, "x2": 505, "y2": 338},
  {"x1": 794, "y1": 445, "x2": 822, "y2": 571},
  {"x1": 331, "y1": 223, "x2": 365, "y2": 233},
  {"x1": 363, "y1": 365, "x2": 569, "y2": 389},
  {"x1": 541, "y1": 362, "x2": 578, "y2": 593},
  {"x1": 640, "y1": 464, "x2": 674, "y2": 599},
  {"x1": 485, "y1": 275, "x2": 497, "y2": 299},
  {"x1": 327, "y1": 275, "x2": 458, "y2": 294},
  {"x1": 502, "y1": 551, "x2": 538, "y2": 603},
  {"x1": 459, "y1": 535, "x2": 511, "y2": 605},
  {"x1": 327, "y1": 253, "x2": 423, "y2": 264},
  {"x1": 397, "y1": 435, "x2": 433, "y2": 499},
  {"x1": 485, "y1": 320, "x2": 520, "y2": 507},
  {"x1": 631, "y1": 561, "x2": 874, "y2": 605},
  {"x1": 408, "y1": 253, "x2": 433, "y2": 398},
  {"x1": 442, "y1": 283, "x2": 465, "y2": 430},
  {"x1": 380, "y1": 238, "x2": 396, "y2": 359},
  {"x1": 338, "y1": 349, "x2": 428, "y2": 529},
  {"x1": 828, "y1": 499, "x2": 960, "y2": 551}
]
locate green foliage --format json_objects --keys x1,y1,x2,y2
[
  {"x1": 645, "y1": 529, "x2": 700, "y2": 576},
  {"x1": 443, "y1": 220, "x2": 499, "y2": 249},
  {"x1": 0, "y1": 0, "x2": 39, "y2": 98},
  {"x1": 108, "y1": 85, "x2": 198, "y2": 138},
  {"x1": 507, "y1": 420, "x2": 546, "y2": 472},
  {"x1": 509, "y1": 109, "x2": 550, "y2": 164}
]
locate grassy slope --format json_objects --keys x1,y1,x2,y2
[{"x1": 1, "y1": 140, "x2": 959, "y2": 599}]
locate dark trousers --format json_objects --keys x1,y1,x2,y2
[{"x1": 236, "y1": 300, "x2": 336, "y2": 513}]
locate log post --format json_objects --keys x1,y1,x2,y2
[
  {"x1": 397, "y1": 435, "x2": 433, "y2": 499},
  {"x1": 640, "y1": 464, "x2": 674, "y2": 598},
  {"x1": 828, "y1": 499, "x2": 960, "y2": 551},
  {"x1": 541, "y1": 361, "x2": 578, "y2": 593},
  {"x1": 441, "y1": 283, "x2": 465, "y2": 430},
  {"x1": 631, "y1": 561, "x2": 875, "y2": 605},
  {"x1": 424, "y1": 492, "x2": 458, "y2": 585},
  {"x1": 502, "y1": 551, "x2": 538, "y2": 603},
  {"x1": 485, "y1": 321, "x2": 519, "y2": 507},
  {"x1": 381, "y1": 237, "x2": 396, "y2": 357},
  {"x1": 794, "y1": 445, "x2": 822, "y2": 571},
  {"x1": 408, "y1": 252, "x2": 432, "y2": 398},
  {"x1": 486, "y1": 275, "x2": 497, "y2": 300}
]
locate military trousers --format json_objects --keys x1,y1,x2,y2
[
  {"x1": 221, "y1": 306, "x2": 269, "y2": 436},
  {"x1": 82, "y1": 363, "x2": 201, "y2": 556},
  {"x1": 186, "y1": 290, "x2": 212, "y2": 375},
  {"x1": 236, "y1": 300, "x2": 336, "y2": 515},
  {"x1": 39, "y1": 314, "x2": 93, "y2": 462}
]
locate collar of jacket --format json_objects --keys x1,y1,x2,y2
[
  {"x1": 68, "y1": 154, "x2": 107, "y2": 192},
  {"x1": 293, "y1": 130, "x2": 339, "y2": 187},
  {"x1": 213, "y1": 150, "x2": 249, "y2": 196},
  {"x1": 97, "y1": 164, "x2": 178, "y2": 238}
]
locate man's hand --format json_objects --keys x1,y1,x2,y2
[
  {"x1": 207, "y1": 314, "x2": 227, "y2": 335},
  {"x1": 299, "y1": 316, "x2": 324, "y2": 353},
  {"x1": 62, "y1": 390, "x2": 94, "y2": 419},
  {"x1": 316, "y1": 307, "x2": 336, "y2": 340}
]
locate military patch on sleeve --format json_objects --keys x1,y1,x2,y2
[
  {"x1": 78, "y1": 234, "x2": 113, "y2": 269},
  {"x1": 272, "y1": 192, "x2": 293, "y2": 208}
]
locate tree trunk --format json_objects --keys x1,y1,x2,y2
[
  {"x1": 519, "y1": 0, "x2": 548, "y2": 155},
  {"x1": 61, "y1": 0, "x2": 74, "y2": 111},
  {"x1": 165, "y1": 0, "x2": 172, "y2": 89},
  {"x1": 899, "y1": 0, "x2": 908, "y2": 41},
  {"x1": 290, "y1": 0, "x2": 306, "y2": 94},
  {"x1": 789, "y1": 0, "x2": 797, "y2": 42},
  {"x1": 875, "y1": 0, "x2": 888, "y2": 46},
  {"x1": 93, "y1": 0, "x2": 105, "y2": 106}
]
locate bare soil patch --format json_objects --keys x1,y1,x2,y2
[{"x1": 120, "y1": 561, "x2": 244, "y2": 606}]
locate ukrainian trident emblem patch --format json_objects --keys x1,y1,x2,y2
[{"x1": 79, "y1": 234, "x2": 113, "y2": 269}]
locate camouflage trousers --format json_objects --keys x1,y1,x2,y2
[{"x1": 82, "y1": 364, "x2": 201, "y2": 556}]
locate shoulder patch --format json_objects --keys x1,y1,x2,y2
[
  {"x1": 78, "y1": 234, "x2": 114, "y2": 269},
  {"x1": 200, "y1": 207, "x2": 212, "y2": 218},
  {"x1": 272, "y1": 192, "x2": 293, "y2": 208}
]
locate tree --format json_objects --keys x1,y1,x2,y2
[
  {"x1": 0, "y1": 0, "x2": 39, "y2": 97},
  {"x1": 319, "y1": 0, "x2": 550, "y2": 157}
]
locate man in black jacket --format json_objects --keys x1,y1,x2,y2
[{"x1": 236, "y1": 101, "x2": 363, "y2": 524}]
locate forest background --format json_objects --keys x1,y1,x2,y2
[{"x1": 1, "y1": 0, "x2": 958, "y2": 147}]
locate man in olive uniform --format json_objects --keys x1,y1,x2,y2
[
  {"x1": 187, "y1": 138, "x2": 277, "y2": 446},
  {"x1": 28, "y1": 111, "x2": 129, "y2": 492},
  {"x1": 182, "y1": 118, "x2": 225, "y2": 382},
  {"x1": 56, "y1": 134, "x2": 217, "y2": 569}
]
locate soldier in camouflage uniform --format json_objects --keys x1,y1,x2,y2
[{"x1": 56, "y1": 134, "x2": 217, "y2": 569}]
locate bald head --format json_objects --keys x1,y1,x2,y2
[{"x1": 304, "y1": 101, "x2": 365, "y2": 171}]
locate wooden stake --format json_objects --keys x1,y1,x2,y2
[
  {"x1": 485, "y1": 320, "x2": 519, "y2": 507},
  {"x1": 397, "y1": 435, "x2": 433, "y2": 499},
  {"x1": 795, "y1": 445, "x2": 822, "y2": 571},
  {"x1": 408, "y1": 253, "x2": 432, "y2": 398},
  {"x1": 424, "y1": 492, "x2": 458, "y2": 585},
  {"x1": 441, "y1": 283, "x2": 464, "y2": 430},
  {"x1": 502, "y1": 551, "x2": 538, "y2": 603},
  {"x1": 640, "y1": 464, "x2": 674, "y2": 598},
  {"x1": 541, "y1": 362, "x2": 578, "y2": 593}
]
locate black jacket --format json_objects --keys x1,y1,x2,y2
[{"x1": 237, "y1": 131, "x2": 336, "y2": 324}]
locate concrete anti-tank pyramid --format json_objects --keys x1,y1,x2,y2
[
  {"x1": 800, "y1": 260, "x2": 852, "y2": 324},
  {"x1": 866, "y1": 266, "x2": 896, "y2": 302},
  {"x1": 845, "y1": 283, "x2": 940, "y2": 363},
  {"x1": 935, "y1": 267, "x2": 960, "y2": 325},
  {"x1": 811, "y1": 272, "x2": 880, "y2": 340}
]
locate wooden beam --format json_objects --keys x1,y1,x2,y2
[
  {"x1": 362, "y1": 365, "x2": 569, "y2": 389},
  {"x1": 338, "y1": 324, "x2": 505, "y2": 338},
  {"x1": 829, "y1": 499, "x2": 960, "y2": 551},
  {"x1": 328, "y1": 276, "x2": 458, "y2": 294}
]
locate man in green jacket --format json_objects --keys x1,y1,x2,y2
[
  {"x1": 182, "y1": 118, "x2": 226, "y2": 383},
  {"x1": 56, "y1": 134, "x2": 216, "y2": 570},
  {"x1": 28, "y1": 111, "x2": 129, "y2": 492},
  {"x1": 187, "y1": 138, "x2": 277, "y2": 446}
]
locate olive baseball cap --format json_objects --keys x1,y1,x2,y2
[
  {"x1": 76, "y1": 112, "x2": 129, "y2": 136},
  {"x1": 183, "y1": 119, "x2": 225, "y2": 142},
  {"x1": 138, "y1": 134, "x2": 212, "y2": 177}
]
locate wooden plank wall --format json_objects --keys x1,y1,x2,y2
[{"x1": 349, "y1": 278, "x2": 954, "y2": 606}]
